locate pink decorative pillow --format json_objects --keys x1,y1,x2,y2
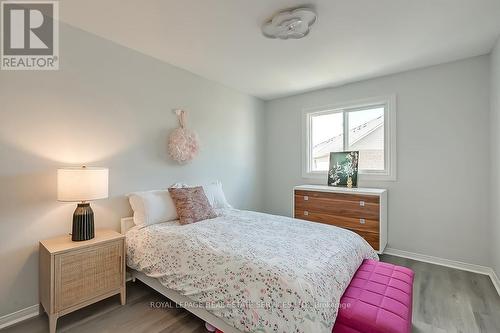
[{"x1": 168, "y1": 186, "x2": 217, "y2": 225}]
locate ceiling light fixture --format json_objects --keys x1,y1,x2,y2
[{"x1": 262, "y1": 7, "x2": 317, "y2": 40}]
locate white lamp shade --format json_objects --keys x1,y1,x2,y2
[{"x1": 57, "y1": 167, "x2": 109, "y2": 202}]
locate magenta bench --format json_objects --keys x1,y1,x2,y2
[{"x1": 332, "y1": 259, "x2": 414, "y2": 333}]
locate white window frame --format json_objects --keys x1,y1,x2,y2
[{"x1": 302, "y1": 95, "x2": 397, "y2": 181}]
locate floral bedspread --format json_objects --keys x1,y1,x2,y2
[{"x1": 126, "y1": 209, "x2": 378, "y2": 333}]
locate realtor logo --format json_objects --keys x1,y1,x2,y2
[{"x1": 1, "y1": 0, "x2": 59, "y2": 70}]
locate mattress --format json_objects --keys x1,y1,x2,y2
[{"x1": 126, "y1": 208, "x2": 378, "y2": 333}]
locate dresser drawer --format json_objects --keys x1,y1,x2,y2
[
  {"x1": 295, "y1": 190, "x2": 380, "y2": 204},
  {"x1": 350, "y1": 230, "x2": 380, "y2": 250},
  {"x1": 295, "y1": 190, "x2": 380, "y2": 220},
  {"x1": 54, "y1": 240, "x2": 123, "y2": 312},
  {"x1": 294, "y1": 210, "x2": 379, "y2": 233}
]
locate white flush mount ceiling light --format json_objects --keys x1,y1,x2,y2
[{"x1": 262, "y1": 7, "x2": 317, "y2": 39}]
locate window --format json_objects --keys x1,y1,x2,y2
[{"x1": 303, "y1": 95, "x2": 396, "y2": 180}]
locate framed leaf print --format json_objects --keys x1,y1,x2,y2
[{"x1": 327, "y1": 151, "x2": 359, "y2": 188}]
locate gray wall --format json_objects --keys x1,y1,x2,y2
[
  {"x1": 0, "y1": 24, "x2": 264, "y2": 317},
  {"x1": 491, "y1": 38, "x2": 500, "y2": 277},
  {"x1": 263, "y1": 56, "x2": 491, "y2": 267}
]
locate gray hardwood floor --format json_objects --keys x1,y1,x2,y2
[
  {"x1": 382, "y1": 255, "x2": 500, "y2": 333},
  {"x1": 2, "y1": 254, "x2": 499, "y2": 333}
]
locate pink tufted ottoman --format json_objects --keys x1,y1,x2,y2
[{"x1": 332, "y1": 259, "x2": 414, "y2": 333}]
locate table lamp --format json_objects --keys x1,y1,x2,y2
[{"x1": 57, "y1": 166, "x2": 109, "y2": 241}]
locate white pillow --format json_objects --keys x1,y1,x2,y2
[
  {"x1": 203, "y1": 181, "x2": 232, "y2": 209},
  {"x1": 128, "y1": 190, "x2": 178, "y2": 226}
]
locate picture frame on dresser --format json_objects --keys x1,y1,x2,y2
[
  {"x1": 293, "y1": 185, "x2": 387, "y2": 253},
  {"x1": 327, "y1": 151, "x2": 359, "y2": 188}
]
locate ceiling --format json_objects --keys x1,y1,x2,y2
[{"x1": 61, "y1": 0, "x2": 500, "y2": 100}]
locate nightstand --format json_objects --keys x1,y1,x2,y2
[{"x1": 39, "y1": 229, "x2": 125, "y2": 333}]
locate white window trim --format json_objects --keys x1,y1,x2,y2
[{"x1": 301, "y1": 95, "x2": 397, "y2": 181}]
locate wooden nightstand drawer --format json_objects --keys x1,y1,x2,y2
[
  {"x1": 55, "y1": 240, "x2": 123, "y2": 311},
  {"x1": 40, "y1": 229, "x2": 125, "y2": 333}
]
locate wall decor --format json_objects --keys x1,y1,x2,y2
[
  {"x1": 168, "y1": 109, "x2": 200, "y2": 163},
  {"x1": 328, "y1": 151, "x2": 359, "y2": 188}
]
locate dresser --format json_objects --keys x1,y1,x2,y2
[
  {"x1": 39, "y1": 229, "x2": 126, "y2": 333},
  {"x1": 293, "y1": 185, "x2": 387, "y2": 253}
]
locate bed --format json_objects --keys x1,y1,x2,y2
[{"x1": 122, "y1": 208, "x2": 378, "y2": 333}]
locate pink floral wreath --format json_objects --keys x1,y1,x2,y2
[{"x1": 168, "y1": 109, "x2": 199, "y2": 163}]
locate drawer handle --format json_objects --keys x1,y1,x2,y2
[
  {"x1": 359, "y1": 201, "x2": 365, "y2": 207},
  {"x1": 359, "y1": 219, "x2": 366, "y2": 224},
  {"x1": 304, "y1": 211, "x2": 309, "y2": 216},
  {"x1": 304, "y1": 196, "x2": 309, "y2": 201}
]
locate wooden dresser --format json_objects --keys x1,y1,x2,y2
[
  {"x1": 293, "y1": 185, "x2": 387, "y2": 253},
  {"x1": 39, "y1": 229, "x2": 125, "y2": 333}
]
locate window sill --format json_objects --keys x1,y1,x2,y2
[{"x1": 302, "y1": 171, "x2": 396, "y2": 182}]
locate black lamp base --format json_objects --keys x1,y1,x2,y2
[{"x1": 72, "y1": 203, "x2": 95, "y2": 241}]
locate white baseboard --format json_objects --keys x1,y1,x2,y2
[
  {"x1": 0, "y1": 304, "x2": 39, "y2": 330},
  {"x1": 384, "y1": 247, "x2": 500, "y2": 296},
  {"x1": 384, "y1": 248, "x2": 492, "y2": 274},
  {"x1": 489, "y1": 268, "x2": 500, "y2": 296}
]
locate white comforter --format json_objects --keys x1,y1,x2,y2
[{"x1": 126, "y1": 209, "x2": 377, "y2": 333}]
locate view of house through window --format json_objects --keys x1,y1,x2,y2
[
  {"x1": 311, "y1": 112, "x2": 343, "y2": 171},
  {"x1": 310, "y1": 106, "x2": 385, "y2": 172}
]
